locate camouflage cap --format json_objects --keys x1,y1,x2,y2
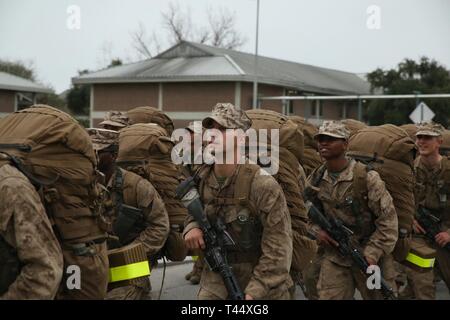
[
  {"x1": 99, "y1": 111, "x2": 129, "y2": 129},
  {"x1": 87, "y1": 128, "x2": 119, "y2": 152},
  {"x1": 202, "y1": 103, "x2": 252, "y2": 131},
  {"x1": 314, "y1": 120, "x2": 350, "y2": 140},
  {"x1": 185, "y1": 121, "x2": 203, "y2": 134},
  {"x1": 415, "y1": 121, "x2": 445, "y2": 137}
]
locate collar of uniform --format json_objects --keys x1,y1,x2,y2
[
  {"x1": 106, "y1": 167, "x2": 122, "y2": 190},
  {"x1": 416, "y1": 155, "x2": 443, "y2": 175},
  {"x1": 209, "y1": 165, "x2": 239, "y2": 191},
  {"x1": 323, "y1": 158, "x2": 356, "y2": 184}
]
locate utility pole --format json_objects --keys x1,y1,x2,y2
[{"x1": 252, "y1": 0, "x2": 260, "y2": 109}]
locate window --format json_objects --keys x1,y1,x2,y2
[
  {"x1": 340, "y1": 103, "x2": 347, "y2": 119},
  {"x1": 310, "y1": 101, "x2": 323, "y2": 117},
  {"x1": 287, "y1": 101, "x2": 294, "y2": 114}
]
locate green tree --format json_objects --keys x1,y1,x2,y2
[
  {"x1": 108, "y1": 59, "x2": 123, "y2": 67},
  {"x1": 0, "y1": 59, "x2": 36, "y2": 81},
  {"x1": 366, "y1": 57, "x2": 450, "y2": 127},
  {"x1": 67, "y1": 69, "x2": 91, "y2": 115}
]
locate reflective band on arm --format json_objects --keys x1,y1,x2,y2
[
  {"x1": 192, "y1": 255, "x2": 199, "y2": 261},
  {"x1": 109, "y1": 261, "x2": 151, "y2": 283},
  {"x1": 406, "y1": 252, "x2": 435, "y2": 268}
]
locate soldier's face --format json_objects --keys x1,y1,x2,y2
[
  {"x1": 317, "y1": 135, "x2": 347, "y2": 160},
  {"x1": 416, "y1": 135, "x2": 442, "y2": 156},
  {"x1": 207, "y1": 122, "x2": 244, "y2": 163},
  {"x1": 103, "y1": 124, "x2": 122, "y2": 131},
  {"x1": 97, "y1": 151, "x2": 116, "y2": 174}
]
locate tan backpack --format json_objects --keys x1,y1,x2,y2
[
  {"x1": 116, "y1": 123, "x2": 188, "y2": 261},
  {"x1": 347, "y1": 124, "x2": 417, "y2": 261},
  {"x1": 288, "y1": 116, "x2": 323, "y2": 176},
  {"x1": 341, "y1": 119, "x2": 368, "y2": 138},
  {"x1": 126, "y1": 106, "x2": 174, "y2": 136},
  {"x1": 246, "y1": 110, "x2": 317, "y2": 273},
  {"x1": 0, "y1": 105, "x2": 104, "y2": 244},
  {"x1": 0, "y1": 105, "x2": 108, "y2": 299}
]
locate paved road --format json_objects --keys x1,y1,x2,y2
[{"x1": 150, "y1": 259, "x2": 449, "y2": 300}]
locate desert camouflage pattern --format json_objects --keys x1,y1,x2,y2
[
  {"x1": 100, "y1": 111, "x2": 130, "y2": 129},
  {"x1": 314, "y1": 120, "x2": 350, "y2": 140},
  {"x1": 202, "y1": 103, "x2": 252, "y2": 131},
  {"x1": 415, "y1": 121, "x2": 445, "y2": 137},
  {"x1": 87, "y1": 128, "x2": 119, "y2": 151},
  {"x1": 0, "y1": 163, "x2": 63, "y2": 300},
  {"x1": 183, "y1": 165, "x2": 293, "y2": 300},
  {"x1": 103, "y1": 168, "x2": 169, "y2": 300},
  {"x1": 307, "y1": 159, "x2": 398, "y2": 299},
  {"x1": 407, "y1": 156, "x2": 450, "y2": 297}
]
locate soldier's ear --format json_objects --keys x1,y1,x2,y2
[{"x1": 343, "y1": 139, "x2": 349, "y2": 149}]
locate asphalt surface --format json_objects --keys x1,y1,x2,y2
[{"x1": 150, "y1": 259, "x2": 450, "y2": 300}]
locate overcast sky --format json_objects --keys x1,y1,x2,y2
[{"x1": 0, "y1": 0, "x2": 449, "y2": 93}]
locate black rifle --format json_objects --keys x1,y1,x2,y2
[
  {"x1": 307, "y1": 202, "x2": 396, "y2": 300},
  {"x1": 175, "y1": 176, "x2": 244, "y2": 300},
  {"x1": 416, "y1": 206, "x2": 450, "y2": 252}
]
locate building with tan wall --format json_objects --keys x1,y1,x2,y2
[
  {"x1": 72, "y1": 41, "x2": 370, "y2": 128},
  {"x1": 0, "y1": 72, "x2": 52, "y2": 117}
]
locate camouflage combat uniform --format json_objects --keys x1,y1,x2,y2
[
  {"x1": 183, "y1": 103, "x2": 293, "y2": 300},
  {"x1": 103, "y1": 168, "x2": 170, "y2": 300},
  {"x1": 181, "y1": 122, "x2": 206, "y2": 285},
  {"x1": 0, "y1": 162, "x2": 64, "y2": 299},
  {"x1": 89, "y1": 128, "x2": 170, "y2": 300},
  {"x1": 307, "y1": 121, "x2": 398, "y2": 300},
  {"x1": 404, "y1": 122, "x2": 450, "y2": 299}
]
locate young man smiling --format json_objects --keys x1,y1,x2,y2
[
  {"x1": 406, "y1": 121, "x2": 450, "y2": 299},
  {"x1": 306, "y1": 120, "x2": 398, "y2": 300}
]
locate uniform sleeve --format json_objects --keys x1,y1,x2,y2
[
  {"x1": 131, "y1": 180, "x2": 170, "y2": 257},
  {"x1": 244, "y1": 173, "x2": 293, "y2": 299},
  {"x1": 0, "y1": 178, "x2": 63, "y2": 300},
  {"x1": 364, "y1": 171, "x2": 399, "y2": 263}
]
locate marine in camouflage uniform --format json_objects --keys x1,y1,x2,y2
[
  {"x1": 88, "y1": 128, "x2": 170, "y2": 300},
  {"x1": 180, "y1": 122, "x2": 206, "y2": 285},
  {"x1": 183, "y1": 103, "x2": 293, "y2": 300},
  {"x1": 0, "y1": 154, "x2": 63, "y2": 299},
  {"x1": 404, "y1": 122, "x2": 450, "y2": 299},
  {"x1": 306, "y1": 121, "x2": 398, "y2": 300}
]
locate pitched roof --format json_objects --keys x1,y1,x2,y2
[
  {"x1": 0, "y1": 71, "x2": 52, "y2": 94},
  {"x1": 73, "y1": 41, "x2": 370, "y2": 95}
]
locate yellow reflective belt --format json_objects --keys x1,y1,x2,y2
[
  {"x1": 406, "y1": 252, "x2": 435, "y2": 268},
  {"x1": 192, "y1": 255, "x2": 199, "y2": 262},
  {"x1": 109, "y1": 261, "x2": 151, "y2": 283}
]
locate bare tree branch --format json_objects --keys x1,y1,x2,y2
[
  {"x1": 161, "y1": 2, "x2": 192, "y2": 45},
  {"x1": 130, "y1": 1, "x2": 247, "y2": 60},
  {"x1": 207, "y1": 7, "x2": 245, "y2": 49},
  {"x1": 131, "y1": 22, "x2": 154, "y2": 59}
]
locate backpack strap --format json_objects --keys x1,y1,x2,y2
[
  {"x1": 351, "y1": 161, "x2": 374, "y2": 238},
  {"x1": 234, "y1": 164, "x2": 260, "y2": 212},
  {"x1": 113, "y1": 167, "x2": 124, "y2": 214},
  {"x1": 437, "y1": 156, "x2": 450, "y2": 208}
]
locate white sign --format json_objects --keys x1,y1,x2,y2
[{"x1": 409, "y1": 102, "x2": 435, "y2": 124}]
